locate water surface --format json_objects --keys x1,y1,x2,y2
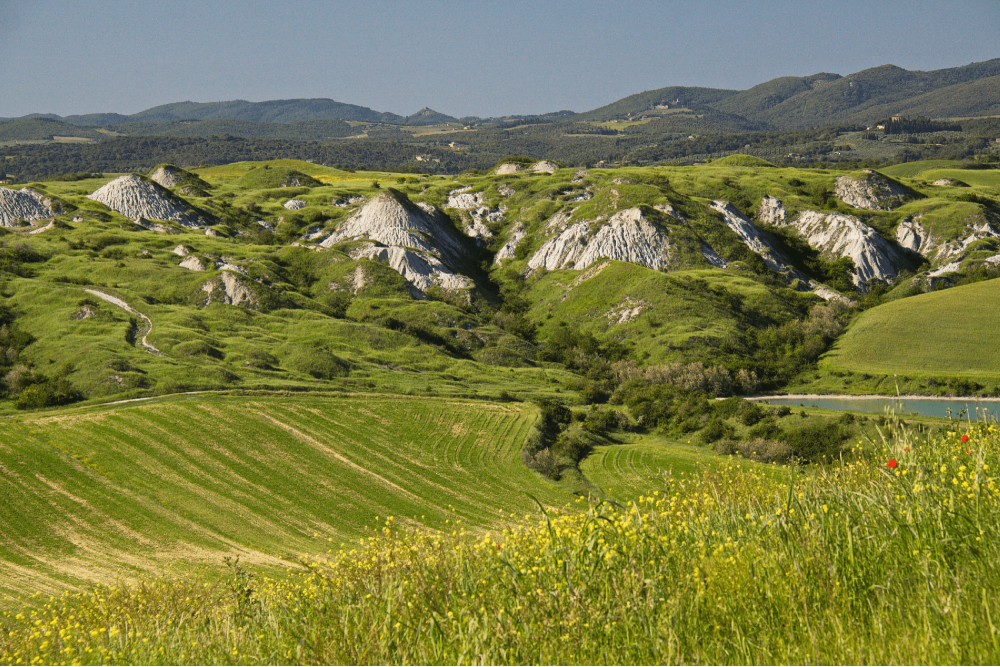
[{"x1": 756, "y1": 396, "x2": 1000, "y2": 419}]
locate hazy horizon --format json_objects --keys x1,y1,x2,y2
[{"x1": 2, "y1": 0, "x2": 998, "y2": 119}]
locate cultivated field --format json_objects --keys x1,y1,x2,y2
[{"x1": 0, "y1": 394, "x2": 563, "y2": 601}]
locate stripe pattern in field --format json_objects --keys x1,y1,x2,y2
[{"x1": 0, "y1": 396, "x2": 559, "y2": 599}]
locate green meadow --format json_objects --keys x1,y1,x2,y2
[{"x1": 823, "y1": 277, "x2": 1000, "y2": 378}]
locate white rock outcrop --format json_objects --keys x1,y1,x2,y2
[
  {"x1": 701, "y1": 243, "x2": 727, "y2": 268},
  {"x1": 495, "y1": 163, "x2": 522, "y2": 175},
  {"x1": 498, "y1": 183, "x2": 515, "y2": 197},
  {"x1": 0, "y1": 187, "x2": 54, "y2": 227},
  {"x1": 87, "y1": 175, "x2": 206, "y2": 227},
  {"x1": 607, "y1": 297, "x2": 649, "y2": 325},
  {"x1": 317, "y1": 191, "x2": 471, "y2": 294},
  {"x1": 835, "y1": 171, "x2": 911, "y2": 211},
  {"x1": 895, "y1": 218, "x2": 935, "y2": 255},
  {"x1": 319, "y1": 192, "x2": 464, "y2": 257},
  {"x1": 283, "y1": 199, "x2": 307, "y2": 211},
  {"x1": 710, "y1": 201, "x2": 792, "y2": 273},
  {"x1": 929, "y1": 261, "x2": 962, "y2": 277},
  {"x1": 896, "y1": 216, "x2": 1000, "y2": 265},
  {"x1": 757, "y1": 195, "x2": 787, "y2": 225},
  {"x1": 446, "y1": 187, "x2": 483, "y2": 210},
  {"x1": 172, "y1": 244, "x2": 191, "y2": 256},
  {"x1": 495, "y1": 223, "x2": 527, "y2": 263},
  {"x1": 202, "y1": 271, "x2": 257, "y2": 307},
  {"x1": 785, "y1": 211, "x2": 907, "y2": 286},
  {"x1": 527, "y1": 207, "x2": 672, "y2": 271},
  {"x1": 352, "y1": 245, "x2": 472, "y2": 291},
  {"x1": 149, "y1": 165, "x2": 185, "y2": 188},
  {"x1": 530, "y1": 160, "x2": 558, "y2": 174},
  {"x1": 179, "y1": 256, "x2": 206, "y2": 271}
]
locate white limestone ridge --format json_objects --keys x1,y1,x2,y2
[
  {"x1": 527, "y1": 207, "x2": 672, "y2": 272},
  {"x1": 710, "y1": 201, "x2": 793, "y2": 274},
  {"x1": 494, "y1": 223, "x2": 527, "y2": 263},
  {"x1": 835, "y1": 171, "x2": 911, "y2": 211},
  {"x1": 896, "y1": 216, "x2": 1000, "y2": 264},
  {"x1": 351, "y1": 245, "x2": 472, "y2": 292},
  {"x1": 319, "y1": 191, "x2": 464, "y2": 258},
  {"x1": 87, "y1": 175, "x2": 206, "y2": 227},
  {"x1": 785, "y1": 210, "x2": 907, "y2": 286},
  {"x1": 0, "y1": 187, "x2": 55, "y2": 227},
  {"x1": 149, "y1": 165, "x2": 185, "y2": 188},
  {"x1": 283, "y1": 199, "x2": 306, "y2": 210},
  {"x1": 495, "y1": 163, "x2": 522, "y2": 175},
  {"x1": 701, "y1": 243, "x2": 727, "y2": 268},
  {"x1": 757, "y1": 195, "x2": 786, "y2": 225},
  {"x1": 317, "y1": 191, "x2": 471, "y2": 294},
  {"x1": 710, "y1": 200, "x2": 844, "y2": 300},
  {"x1": 895, "y1": 218, "x2": 936, "y2": 256}
]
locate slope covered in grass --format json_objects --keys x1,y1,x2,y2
[
  {"x1": 4, "y1": 421, "x2": 1000, "y2": 664},
  {"x1": 0, "y1": 394, "x2": 561, "y2": 599},
  {"x1": 823, "y1": 277, "x2": 1000, "y2": 377}
]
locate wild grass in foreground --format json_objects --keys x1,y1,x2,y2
[{"x1": 4, "y1": 420, "x2": 1000, "y2": 664}]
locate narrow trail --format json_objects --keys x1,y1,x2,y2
[{"x1": 84, "y1": 289, "x2": 161, "y2": 354}]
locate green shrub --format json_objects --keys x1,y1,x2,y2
[
  {"x1": 785, "y1": 423, "x2": 849, "y2": 462},
  {"x1": 700, "y1": 418, "x2": 734, "y2": 444},
  {"x1": 175, "y1": 340, "x2": 225, "y2": 360},
  {"x1": 738, "y1": 401, "x2": 767, "y2": 426},
  {"x1": 13, "y1": 378, "x2": 83, "y2": 410},
  {"x1": 288, "y1": 348, "x2": 350, "y2": 379}
]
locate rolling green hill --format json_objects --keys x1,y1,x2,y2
[{"x1": 823, "y1": 278, "x2": 1000, "y2": 378}]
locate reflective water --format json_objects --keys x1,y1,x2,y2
[{"x1": 755, "y1": 396, "x2": 1000, "y2": 419}]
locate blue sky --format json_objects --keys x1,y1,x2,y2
[{"x1": 1, "y1": 0, "x2": 998, "y2": 118}]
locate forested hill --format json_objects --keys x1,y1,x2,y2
[
  {"x1": 575, "y1": 59, "x2": 1000, "y2": 129},
  {"x1": 13, "y1": 99, "x2": 459, "y2": 127},
  {"x1": 7, "y1": 58, "x2": 1000, "y2": 132}
]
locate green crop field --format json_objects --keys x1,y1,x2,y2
[
  {"x1": 880, "y1": 159, "x2": 967, "y2": 179},
  {"x1": 823, "y1": 278, "x2": 1000, "y2": 378},
  {"x1": 0, "y1": 394, "x2": 570, "y2": 601}
]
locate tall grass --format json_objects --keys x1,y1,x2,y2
[{"x1": 4, "y1": 418, "x2": 1000, "y2": 664}]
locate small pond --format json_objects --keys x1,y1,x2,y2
[{"x1": 754, "y1": 396, "x2": 1000, "y2": 419}]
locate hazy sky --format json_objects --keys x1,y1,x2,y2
[{"x1": 2, "y1": 0, "x2": 998, "y2": 118}]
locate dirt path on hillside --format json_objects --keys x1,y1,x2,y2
[{"x1": 84, "y1": 289, "x2": 161, "y2": 354}]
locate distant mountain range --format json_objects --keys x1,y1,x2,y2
[
  {"x1": 5, "y1": 59, "x2": 1000, "y2": 132},
  {"x1": 12, "y1": 99, "x2": 461, "y2": 127}
]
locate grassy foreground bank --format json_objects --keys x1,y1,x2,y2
[{"x1": 4, "y1": 419, "x2": 1000, "y2": 664}]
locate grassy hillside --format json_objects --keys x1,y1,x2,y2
[
  {"x1": 4, "y1": 157, "x2": 1000, "y2": 414},
  {"x1": 0, "y1": 394, "x2": 562, "y2": 599},
  {"x1": 4, "y1": 419, "x2": 1000, "y2": 664},
  {"x1": 823, "y1": 278, "x2": 1000, "y2": 378}
]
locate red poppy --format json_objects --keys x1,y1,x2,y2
[
  {"x1": 967, "y1": 450, "x2": 971, "y2": 455},
  {"x1": 961, "y1": 435, "x2": 970, "y2": 443},
  {"x1": 497, "y1": 544, "x2": 502, "y2": 550},
  {"x1": 887, "y1": 459, "x2": 898, "y2": 468},
  {"x1": 904, "y1": 447, "x2": 909, "y2": 452}
]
